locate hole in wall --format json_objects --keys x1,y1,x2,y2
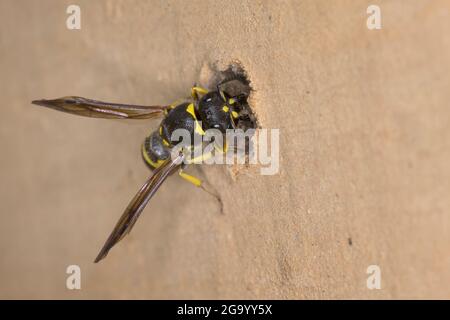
[{"x1": 200, "y1": 62, "x2": 258, "y2": 132}]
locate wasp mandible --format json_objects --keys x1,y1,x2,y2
[{"x1": 32, "y1": 78, "x2": 251, "y2": 263}]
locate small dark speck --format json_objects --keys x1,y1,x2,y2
[
  {"x1": 268, "y1": 15, "x2": 272, "y2": 21},
  {"x1": 348, "y1": 237, "x2": 353, "y2": 246}
]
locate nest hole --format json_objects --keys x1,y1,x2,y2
[{"x1": 206, "y1": 63, "x2": 258, "y2": 131}]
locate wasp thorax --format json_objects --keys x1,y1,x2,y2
[{"x1": 197, "y1": 92, "x2": 233, "y2": 133}]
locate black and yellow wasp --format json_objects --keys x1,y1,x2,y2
[{"x1": 32, "y1": 78, "x2": 251, "y2": 263}]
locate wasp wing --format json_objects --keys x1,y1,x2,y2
[
  {"x1": 94, "y1": 153, "x2": 184, "y2": 263},
  {"x1": 32, "y1": 96, "x2": 168, "y2": 119}
]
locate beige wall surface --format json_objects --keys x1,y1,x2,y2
[{"x1": 0, "y1": 0, "x2": 449, "y2": 299}]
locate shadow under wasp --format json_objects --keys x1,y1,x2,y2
[{"x1": 32, "y1": 77, "x2": 253, "y2": 263}]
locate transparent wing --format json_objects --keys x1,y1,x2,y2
[
  {"x1": 32, "y1": 96, "x2": 169, "y2": 119},
  {"x1": 94, "y1": 153, "x2": 184, "y2": 263}
]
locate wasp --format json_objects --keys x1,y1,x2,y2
[{"x1": 32, "y1": 78, "x2": 251, "y2": 263}]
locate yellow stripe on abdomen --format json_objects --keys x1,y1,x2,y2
[{"x1": 142, "y1": 143, "x2": 165, "y2": 169}]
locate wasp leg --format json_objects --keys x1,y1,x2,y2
[
  {"x1": 191, "y1": 86, "x2": 209, "y2": 101},
  {"x1": 214, "y1": 141, "x2": 228, "y2": 154},
  {"x1": 178, "y1": 168, "x2": 224, "y2": 214},
  {"x1": 179, "y1": 169, "x2": 202, "y2": 187}
]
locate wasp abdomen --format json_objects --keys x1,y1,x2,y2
[{"x1": 142, "y1": 131, "x2": 170, "y2": 169}]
